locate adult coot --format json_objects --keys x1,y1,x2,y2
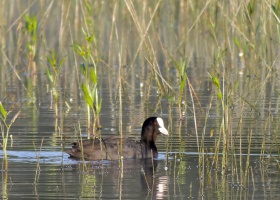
[{"x1": 65, "y1": 117, "x2": 168, "y2": 160}]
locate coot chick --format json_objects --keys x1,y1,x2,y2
[{"x1": 65, "y1": 117, "x2": 168, "y2": 160}]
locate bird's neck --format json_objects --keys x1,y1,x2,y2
[{"x1": 141, "y1": 140, "x2": 158, "y2": 158}]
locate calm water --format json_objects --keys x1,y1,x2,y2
[
  {"x1": 1, "y1": 151, "x2": 279, "y2": 199},
  {"x1": 1, "y1": 1, "x2": 280, "y2": 199},
  {"x1": 1, "y1": 82, "x2": 279, "y2": 199}
]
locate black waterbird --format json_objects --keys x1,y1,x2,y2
[{"x1": 65, "y1": 117, "x2": 168, "y2": 160}]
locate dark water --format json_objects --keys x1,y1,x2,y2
[
  {"x1": 1, "y1": 77, "x2": 279, "y2": 199},
  {"x1": 1, "y1": 150, "x2": 279, "y2": 199},
  {"x1": 1, "y1": 89, "x2": 280, "y2": 199}
]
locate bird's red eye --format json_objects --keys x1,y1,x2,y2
[{"x1": 153, "y1": 122, "x2": 157, "y2": 125}]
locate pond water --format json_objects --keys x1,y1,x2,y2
[
  {"x1": 1, "y1": 150, "x2": 279, "y2": 199},
  {"x1": 1, "y1": 80, "x2": 279, "y2": 199},
  {"x1": 1, "y1": 1, "x2": 280, "y2": 199}
]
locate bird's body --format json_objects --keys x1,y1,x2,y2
[{"x1": 65, "y1": 117, "x2": 168, "y2": 160}]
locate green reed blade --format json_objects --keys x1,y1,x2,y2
[
  {"x1": 82, "y1": 83, "x2": 93, "y2": 109},
  {"x1": 46, "y1": 68, "x2": 54, "y2": 83},
  {"x1": 89, "y1": 67, "x2": 98, "y2": 84},
  {"x1": 0, "y1": 102, "x2": 7, "y2": 120}
]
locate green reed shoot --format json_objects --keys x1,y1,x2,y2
[
  {"x1": 208, "y1": 71, "x2": 228, "y2": 170},
  {"x1": 46, "y1": 50, "x2": 66, "y2": 118},
  {"x1": 173, "y1": 58, "x2": 187, "y2": 119},
  {"x1": 208, "y1": 73, "x2": 222, "y2": 100},
  {"x1": 24, "y1": 15, "x2": 37, "y2": 61},
  {"x1": 0, "y1": 102, "x2": 21, "y2": 156},
  {"x1": 72, "y1": 28, "x2": 102, "y2": 137}
]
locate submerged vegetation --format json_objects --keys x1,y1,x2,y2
[{"x1": 0, "y1": 0, "x2": 280, "y2": 198}]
